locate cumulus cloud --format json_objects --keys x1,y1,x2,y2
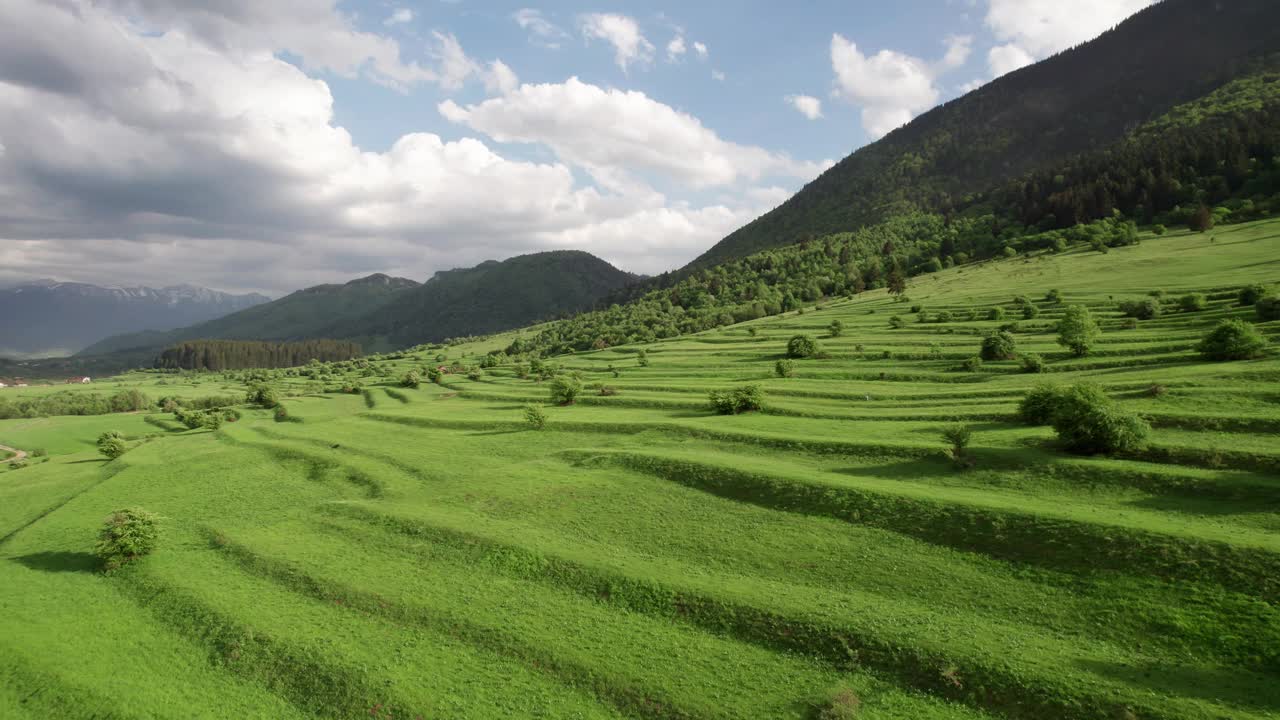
[
  {"x1": 830, "y1": 34, "x2": 967, "y2": 138},
  {"x1": 483, "y1": 59, "x2": 520, "y2": 96},
  {"x1": 785, "y1": 94, "x2": 823, "y2": 120},
  {"x1": 0, "y1": 2, "x2": 822, "y2": 292},
  {"x1": 513, "y1": 8, "x2": 567, "y2": 49},
  {"x1": 984, "y1": 0, "x2": 1155, "y2": 77},
  {"x1": 693, "y1": 41, "x2": 708, "y2": 60},
  {"x1": 97, "y1": 0, "x2": 438, "y2": 91},
  {"x1": 579, "y1": 13, "x2": 654, "y2": 72},
  {"x1": 711, "y1": 69, "x2": 725, "y2": 82},
  {"x1": 439, "y1": 78, "x2": 832, "y2": 192}
]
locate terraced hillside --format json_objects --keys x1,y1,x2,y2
[{"x1": 1, "y1": 219, "x2": 1278, "y2": 719}]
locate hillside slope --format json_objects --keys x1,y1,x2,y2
[
  {"x1": 686, "y1": 0, "x2": 1280, "y2": 270},
  {"x1": 80, "y1": 274, "x2": 418, "y2": 355},
  {"x1": 0, "y1": 281, "x2": 268, "y2": 357},
  {"x1": 325, "y1": 250, "x2": 639, "y2": 347}
]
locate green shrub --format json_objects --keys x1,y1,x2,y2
[
  {"x1": 549, "y1": 375, "x2": 583, "y2": 405},
  {"x1": 786, "y1": 335, "x2": 820, "y2": 358},
  {"x1": 97, "y1": 431, "x2": 127, "y2": 460},
  {"x1": 979, "y1": 331, "x2": 1017, "y2": 361},
  {"x1": 1197, "y1": 319, "x2": 1268, "y2": 361},
  {"x1": 709, "y1": 385, "x2": 764, "y2": 415},
  {"x1": 1256, "y1": 296, "x2": 1280, "y2": 321},
  {"x1": 95, "y1": 508, "x2": 159, "y2": 572},
  {"x1": 426, "y1": 367, "x2": 443, "y2": 384},
  {"x1": 1152, "y1": 224, "x2": 1166, "y2": 235},
  {"x1": 199, "y1": 412, "x2": 224, "y2": 431},
  {"x1": 1019, "y1": 384, "x2": 1066, "y2": 425},
  {"x1": 245, "y1": 384, "x2": 279, "y2": 408},
  {"x1": 828, "y1": 320, "x2": 844, "y2": 337},
  {"x1": 1238, "y1": 284, "x2": 1268, "y2": 306},
  {"x1": 941, "y1": 424, "x2": 972, "y2": 460},
  {"x1": 960, "y1": 356, "x2": 983, "y2": 372},
  {"x1": 273, "y1": 405, "x2": 290, "y2": 423},
  {"x1": 987, "y1": 307, "x2": 1004, "y2": 321},
  {"x1": 523, "y1": 404, "x2": 547, "y2": 430},
  {"x1": 888, "y1": 316, "x2": 906, "y2": 329},
  {"x1": 1019, "y1": 353, "x2": 1045, "y2": 373},
  {"x1": 398, "y1": 371, "x2": 420, "y2": 388},
  {"x1": 513, "y1": 362, "x2": 530, "y2": 379},
  {"x1": 936, "y1": 310, "x2": 953, "y2": 323},
  {"x1": 597, "y1": 385, "x2": 619, "y2": 397},
  {"x1": 1021, "y1": 303, "x2": 1040, "y2": 320},
  {"x1": 1048, "y1": 383, "x2": 1150, "y2": 455},
  {"x1": 774, "y1": 359, "x2": 796, "y2": 378},
  {"x1": 637, "y1": 349, "x2": 650, "y2": 367},
  {"x1": 1045, "y1": 289, "x2": 1062, "y2": 304},
  {"x1": 1178, "y1": 293, "x2": 1206, "y2": 312},
  {"x1": 1119, "y1": 298, "x2": 1161, "y2": 320},
  {"x1": 467, "y1": 369, "x2": 482, "y2": 381},
  {"x1": 1056, "y1": 305, "x2": 1101, "y2": 356}
]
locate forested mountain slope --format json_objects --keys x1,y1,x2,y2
[
  {"x1": 324, "y1": 250, "x2": 638, "y2": 347},
  {"x1": 685, "y1": 0, "x2": 1280, "y2": 271}
]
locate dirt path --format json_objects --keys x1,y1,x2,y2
[{"x1": 0, "y1": 444, "x2": 28, "y2": 462}]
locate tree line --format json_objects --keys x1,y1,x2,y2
[{"x1": 154, "y1": 339, "x2": 361, "y2": 371}]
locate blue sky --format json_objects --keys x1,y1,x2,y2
[{"x1": 0, "y1": 0, "x2": 1153, "y2": 294}]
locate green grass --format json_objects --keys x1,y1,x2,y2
[{"x1": 1, "y1": 219, "x2": 1278, "y2": 718}]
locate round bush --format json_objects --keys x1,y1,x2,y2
[
  {"x1": 95, "y1": 508, "x2": 159, "y2": 572},
  {"x1": 1018, "y1": 384, "x2": 1065, "y2": 425},
  {"x1": 1056, "y1": 305, "x2": 1101, "y2": 357},
  {"x1": 549, "y1": 375, "x2": 583, "y2": 405},
  {"x1": 960, "y1": 356, "x2": 983, "y2": 372},
  {"x1": 1238, "y1": 284, "x2": 1268, "y2": 306},
  {"x1": 1049, "y1": 383, "x2": 1150, "y2": 455},
  {"x1": 400, "y1": 371, "x2": 421, "y2": 388},
  {"x1": 97, "y1": 431, "x2": 127, "y2": 460},
  {"x1": 1019, "y1": 353, "x2": 1045, "y2": 373},
  {"x1": 786, "y1": 335, "x2": 820, "y2": 358},
  {"x1": 979, "y1": 331, "x2": 1017, "y2": 361},
  {"x1": 523, "y1": 404, "x2": 547, "y2": 429},
  {"x1": 1119, "y1": 298, "x2": 1161, "y2": 320},
  {"x1": 775, "y1": 359, "x2": 796, "y2": 378},
  {"x1": 1178, "y1": 293, "x2": 1206, "y2": 312},
  {"x1": 1256, "y1": 296, "x2": 1280, "y2": 321},
  {"x1": 1197, "y1": 319, "x2": 1268, "y2": 361}
]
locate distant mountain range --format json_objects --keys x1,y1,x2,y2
[
  {"x1": 80, "y1": 250, "x2": 638, "y2": 358},
  {"x1": 0, "y1": 280, "x2": 269, "y2": 358}
]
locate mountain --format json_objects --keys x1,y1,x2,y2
[
  {"x1": 0, "y1": 280, "x2": 269, "y2": 357},
  {"x1": 322, "y1": 250, "x2": 639, "y2": 347},
  {"x1": 686, "y1": 0, "x2": 1280, "y2": 270},
  {"x1": 80, "y1": 273, "x2": 418, "y2": 355}
]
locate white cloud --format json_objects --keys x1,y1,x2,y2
[
  {"x1": 666, "y1": 35, "x2": 686, "y2": 62},
  {"x1": 430, "y1": 32, "x2": 481, "y2": 91},
  {"x1": 711, "y1": 69, "x2": 725, "y2": 82},
  {"x1": 693, "y1": 41, "x2": 708, "y2": 60},
  {"x1": 439, "y1": 78, "x2": 832, "y2": 192},
  {"x1": 785, "y1": 94, "x2": 823, "y2": 120},
  {"x1": 483, "y1": 60, "x2": 520, "y2": 96},
  {"x1": 384, "y1": 8, "x2": 413, "y2": 26},
  {"x1": 984, "y1": 0, "x2": 1155, "y2": 77},
  {"x1": 831, "y1": 34, "x2": 966, "y2": 138},
  {"x1": 959, "y1": 78, "x2": 985, "y2": 93},
  {"x1": 986, "y1": 43, "x2": 1035, "y2": 77},
  {"x1": 578, "y1": 13, "x2": 654, "y2": 72},
  {"x1": 513, "y1": 8, "x2": 567, "y2": 49},
  {"x1": 98, "y1": 0, "x2": 438, "y2": 91},
  {"x1": 938, "y1": 34, "x2": 973, "y2": 70},
  {"x1": 0, "y1": 2, "x2": 821, "y2": 292}
]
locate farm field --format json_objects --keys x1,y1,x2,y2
[{"x1": 1, "y1": 220, "x2": 1279, "y2": 719}]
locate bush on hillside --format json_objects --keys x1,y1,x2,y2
[
  {"x1": 1048, "y1": 383, "x2": 1150, "y2": 455},
  {"x1": 828, "y1": 320, "x2": 844, "y2": 337},
  {"x1": 941, "y1": 424, "x2": 972, "y2": 462},
  {"x1": 1178, "y1": 293, "x2": 1206, "y2": 312},
  {"x1": 273, "y1": 405, "x2": 291, "y2": 423},
  {"x1": 245, "y1": 384, "x2": 279, "y2": 408},
  {"x1": 636, "y1": 349, "x2": 650, "y2": 367},
  {"x1": 1056, "y1": 305, "x2": 1101, "y2": 356},
  {"x1": 786, "y1": 335, "x2": 820, "y2": 358},
  {"x1": 816, "y1": 686, "x2": 862, "y2": 720},
  {"x1": 1019, "y1": 353, "x2": 1045, "y2": 373},
  {"x1": 549, "y1": 375, "x2": 583, "y2": 405},
  {"x1": 426, "y1": 367, "x2": 444, "y2": 385},
  {"x1": 400, "y1": 371, "x2": 421, "y2": 388},
  {"x1": 597, "y1": 385, "x2": 619, "y2": 397},
  {"x1": 979, "y1": 331, "x2": 1017, "y2": 361},
  {"x1": 775, "y1": 359, "x2": 796, "y2": 378},
  {"x1": 1019, "y1": 384, "x2": 1066, "y2": 425},
  {"x1": 709, "y1": 385, "x2": 764, "y2": 415},
  {"x1": 960, "y1": 356, "x2": 983, "y2": 372},
  {"x1": 523, "y1": 404, "x2": 547, "y2": 430},
  {"x1": 888, "y1": 316, "x2": 906, "y2": 329},
  {"x1": 95, "y1": 508, "x2": 159, "y2": 572},
  {"x1": 1257, "y1": 297, "x2": 1280, "y2": 321},
  {"x1": 1197, "y1": 319, "x2": 1268, "y2": 360},
  {"x1": 1119, "y1": 298, "x2": 1161, "y2": 320},
  {"x1": 1021, "y1": 303, "x2": 1040, "y2": 320},
  {"x1": 97, "y1": 431, "x2": 127, "y2": 460},
  {"x1": 1045, "y1": 289, "x2": 1062, "y2": 304},
  {"x1": 1237, "y1": 285, "x2": 1268, "y2": 306},
  {"x1": 987, "y1": 307, "x2": 1004, "y2": 321}
]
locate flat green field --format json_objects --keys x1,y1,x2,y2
[{"x1": 2, "y1": 221, "x2": 1278, "y2": 719}]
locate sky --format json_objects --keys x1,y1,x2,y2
[{"x1": 0, "y1": 0, "x2": 1154, "y2": 296}]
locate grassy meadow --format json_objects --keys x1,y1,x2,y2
[{"x1": 1, "y1": 220, "x2": 1279, "y2": 719}]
